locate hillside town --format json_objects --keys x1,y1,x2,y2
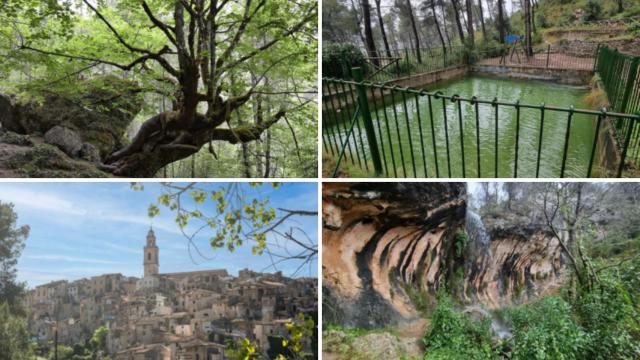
[{"x1": 25, "y1": 229, "x2": 318, "y2": 359}]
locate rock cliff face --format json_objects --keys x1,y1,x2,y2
[
  {"x1": 322, "y1": 183, "x2": 566, "y2": 328},
  {"x1": 322, "y1": 182, "x2": 466, "y2": 327},
  {"x1": 464, "y1": 224, "x2": 564, "y2": 308}
]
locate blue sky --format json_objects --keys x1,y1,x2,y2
[{"x1": 0, "y1": 182, "x2": 318, "y2": 288}]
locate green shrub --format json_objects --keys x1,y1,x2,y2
[
  {"x1": 537, "y1": 13, "x2": 550, "y2": 28},
  {"x1": 583, "y1": 0, "x2": 603, "y2": 22},
  {"x1": 423, "y1": 294, "x2": 493, "y2": 360},
  {"x1": 574, "y1": 271, "x2": 640, "y2": 359},
  {"x1": 322, "y1": 43, "x2": 366, "y2": 79},
  {"x1": 505, "y1": 296, "x2": 589, "y2": 360},
  {"x1": 626, "y1": 20, "x2": 640, "y2": 37},
  {"x1": 389, "y1": 58, "x2": 415, "y2": 76}
]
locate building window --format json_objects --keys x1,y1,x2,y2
[{"x1": 148, "y1": 253, "x2": 151, "y2": 261}]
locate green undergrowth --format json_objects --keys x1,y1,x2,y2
[
  {"x1": 423, "y1": 294, "x2": 494, "y2": 360},
  {"x1": 420, "y1": 256, "x2": 640, "y2": 359}
]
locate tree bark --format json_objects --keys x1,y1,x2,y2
[
  {"x1": 441, "y1": 1, "x2": 452, "y2": 47},
  {"x1": 405, "y1": 0, "x2": 422, "y2": 63},
  {"x1": 478, "y1": 0, "x2": 487, "y2": 41},
  {"x1": 430, "y1": 1, "x2": 447, "y2": 55},
  {"x1": 524, "y1": 0, "x2": 533, "y2": 56},
  {"x1": 264, "y1": 128, "x2": 271, "y2": 177},
  {"x1": 360, "y1": 0, "x2": 380, "y2": 67},
  {"x1": 531, "y1": 0, "x2": 537, "y2": 33},
  {"x1": 374, "y1": 0, "x2": 393, "y2": 58},
  {"x1": 466, "y1": 0, "x2": 475, "y2": 46},
  {"x1": 497, "y1": 0, "x2": 506, "y2": 43},
  {"x1": 451, "y1": 0, "x2": 466, "y2": 43}
]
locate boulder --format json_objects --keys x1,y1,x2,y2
[
  {"x1": 1, "y1": 75, "x2": 142, "y2": 159},
  {"x1": 79, "y1": 142, "x2": 101, "y2": 163},
  {"x1": 44, "y1": 126, "x2": 83, "y2": 157}
]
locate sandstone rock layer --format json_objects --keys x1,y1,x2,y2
[{"x1": 322, "y1": 183, "x2": 567, "y2": 328}]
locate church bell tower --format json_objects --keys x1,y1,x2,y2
[{"x1": 143, "y1": 228, "x2": 159, "y2": 277}]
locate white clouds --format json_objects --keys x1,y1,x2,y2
[
  {"x1": 0, "y1": 184, "x2": 182, "y2": 235},
  {"x1": 0, "y1": 186, "x2": 84, "y2": 216},
  {"x1": 25, "y1": 254, "x2": 123, "y2": 265}
]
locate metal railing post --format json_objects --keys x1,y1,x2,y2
[
  {"x1": 621, "y1": 58, "x2": 639, "y2": 113},
  {"x1": 617, "y1": 115, "x2": 636, "y2": 177},
  {"x1": 593, "y1": 43, "x2": 601, "y2": 72},
  {"x1": 546, "y1": 44, "x2": 551, "y2": 69},
  {"x1": 352, "y1": 67, "x2": 383, "y2": 175}
]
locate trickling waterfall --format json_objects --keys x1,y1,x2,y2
[
  {"x1": 463, "y1": 304, "x2": 513, "y2": 340},
  {"x1": 465, "y1": 209, "x2": 491, "y2": 258},
  {"x1": 462, "y1": 209, "x2": 514, "y2": 340}
]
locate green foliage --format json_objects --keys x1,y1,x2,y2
[
  {"x1": 0, "y1": 302, "x2": 35, "y2": 360},
  {"x1": 583, "y1": 0, "x2": 603, "y2": 21},
  {"x1": 454, "y1": 231, "x2": 469, "y2": 258},
  {"x1": 322, "y1": 43, "x2": 366, "y2": 79},
  {"x1": 0, "y1": 202, "x2": 30, "y2": 314},
  {"x1": 141, "y1": 183, "x2": 279, "y2": 255},
  {"x1": 573, "y1": 268, "x2": 640, "y2": 359},
  {"x1": 537, "y1": 13, "x2": 550, "y2": 28},
  {"x1": 89, "y1": 326, "x2": 108, "y2": 353},
  {"x1": 227, "y1": 314, "x2": 315, "y2": 360},
  {"x1": 0, "y1": 0, "x2": 318, "y2": 178},
  {"x1": 504, "y1": 296, "x2": 589, "y2": 360},
  {"x1": 404, "y1": 285, "x2": 434, "y2": 316},
  {"x1": 282, "y1": 313, "x2": 316, "y2": 358},
  {"x1": 48, "y1": 344, "x2": 74, "y2": 360},
  {"x1": 225, "y1": 338, "x2": 259, "y2": 360},
  {"x1": 423, "y1": 294, "x2": 493, "y2": 360},
  {"x1": 626, "y1": 20, "x2": 640, "y2": 37},
  {"x1": 392, "y1": 60, "x2": 416, "y2": 75}
]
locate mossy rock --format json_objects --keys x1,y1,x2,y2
[
  {"x1": 6, "y1": 144, "x2": 109, "y2": 178},
  {"x1": 0, "y1": 131, "x2": 33, "y2": 146},
  {"x1": 10, "y1": 75, "x2": 142, "y2": 158}
]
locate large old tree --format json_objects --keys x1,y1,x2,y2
[{"x1": 0, "y1": 0, "x2": 316, "y2": 177}]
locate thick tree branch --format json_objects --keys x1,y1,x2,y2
[
  {"x1": 210, "y1": 109, "x2": 286, "y2": 144},
  {"x1": 141, "y1": 1, "x2": 178, "y2": 46}
]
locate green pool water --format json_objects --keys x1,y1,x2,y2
[{"x1": 327, "y1": 75, "x2": 597, "y2": 178}]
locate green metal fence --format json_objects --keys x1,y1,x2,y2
[
  {"x1": 332, "y1": 46, "x2": 471, "y2": 83},
  {"x1": 595, "y1": 45, "x2": 640, "y2": 166},
  {"x1": 323, "y1": 69, "x2": 640, "y2": 178},
  {"x1": 327, "y1": 42, "x2": 596, "y2": 84}
]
